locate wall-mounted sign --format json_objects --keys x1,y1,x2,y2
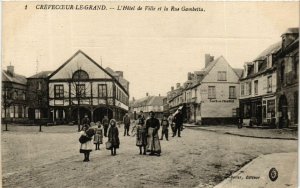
[{"x1": 209, "y1": 99, "x2": 234, "y2": 103}]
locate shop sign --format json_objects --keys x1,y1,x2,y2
[{"x1": 209, "y1": 99, "x2": 234, "y2": 103}]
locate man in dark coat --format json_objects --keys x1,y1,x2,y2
[
  {"x1": 102, "y1": 116, "x2": 109, "y2": 137},
  {"x1": 123, "y1": 113, "x2": 131, "y2": 136},
  {"x1": 81, "y1": 114, "x2": 90, "y2": 129},
  {"x1": 172, "y1": 109, "x2": 183, "y2": 137}
]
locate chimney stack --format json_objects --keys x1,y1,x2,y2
[
  {"x1": 116, "y1": 71, "x2": 123, "y2": 78},
  {"x1": 171, "y1": 86, "x2": 174, "y2": 91},
  {"x1": 132, "y1": 97, "x2": 135, "y2": 101},
  {"x1": 188, "y1": 72, "x2": 192, "y2": 80},
  {"x1": 281, "y1": 28, "x2": 299, "y2": 49},
  {"x1": 7, "y1": 66, "x2": 14, "y2": 76},
  {"x1": 146, "y1": 92, "x2": 149, "y2": 96},
  {"x1": 176, "y1": 83, "x2": 181, "y2": 89},
  {"x1": 205, "y1": 54, "x2": 214, "y2": 68}
]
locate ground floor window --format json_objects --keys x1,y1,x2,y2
[
  {"x1": 243, "y1": 103, "x2": 251, "y2": 118},
  {"x1": 35, "y1": 109, "x2": 41, "y2": 119},
  {"x1": 10, "y1": 106, "x2": 14, "y2": 117},
  {"x1": 267, "y1": 100, "x2": 276, "y2": 119}
]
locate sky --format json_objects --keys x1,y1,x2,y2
[{"x1": 2, "y1": 1, "x2": 299, "y2": 99}]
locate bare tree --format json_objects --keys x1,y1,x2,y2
[
  {"x1": 67, "y1": 64, "x2": 90, "y2": 132},
  {"x1": 2, "y1": 86, "x2": 14, "y2": 131}
]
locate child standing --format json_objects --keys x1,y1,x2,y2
[
  {"x1": 160, "y1": 115, "x2": 169, "y2": 141},
  {"x1": 107, "y1": 119, "x2": 120, "y2": 156},
  {"x1": 79, "y1": 125, "x2": 93, "y2": 162},
  {"x1": 94, "y1": 123, "x2": 103, "y2": 150},
  {"x1": 136, "y1": 115, "x2": 147, "y2": 155}
]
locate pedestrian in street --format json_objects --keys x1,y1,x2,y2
[
  {"x1": 136, "y1": 114, "x2": 147, "y2": 155},
  {"x1": 168, "y1": 114, "x2": 175, "y2": 135},
  {"x1": 160, "y1": 115, "x2": 169, "y2": 141},
  {"x1": 146, "y1": 111, "x2": 161, "y2": 156},
  {"x1": 79, "y1": 125, "x2": 93, "y2": 162},
  {"x1": 237, "y1": 117, "x2": 243, "y2": 129},
  {"x1": 140, "y1": 111, "x2": 146, "y2": 121},
  {"x1": 81, "y1": 114, "x2": 90, "y2": 129},
  {"x1": 173, "y1": 109, "x2": 183, "y2": 137},
  {"x1": 107, "y1": 119, "x2": 120, "y2": 156},
  {"x1": 102, "y1": 116, "x2": 109, "y2": 137},
  {"x1": 94, "y1": 123, "x2": 103, "y2": 150},
  {"x1": 123, "y1": 113, "x2": 131, "y2": 136}
]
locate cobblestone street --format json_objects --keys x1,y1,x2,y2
[{"x1": 1, "y1": 125, "x2": 298, "y2": 188}]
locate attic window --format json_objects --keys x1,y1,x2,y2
[
  {"x1": 72, "y1": 70, "x2": 89, "y2": 80},
  {"x1": 217, "y1": 71, "x2": 227, "y2": 81}
]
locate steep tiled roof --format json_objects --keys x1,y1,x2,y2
[
  {"x1": 147, "y1": 96, "x2": 165, "y2": 106},
  {"x1": 131, "y1": 96, "x2": 165, "y2": 108},
  {"x1": 105, "y1": 67, "x2": 117, "y2": 76},
  {"x1": 28, "y1": 71, "x2": 52, "y2": 79},
  {"x1": 281, "y1": 27, "x2": 299, "y2": 36},
  {"x1": 2, "y1": 71, "x2": 27, "y2": 85},
  {"x1": 233, "y1": 68, "x2": 243, "y2": 78},
  {"x1": 201, "y1": 56, "x2": 222, "y2": 73},
  {"x1": 187, "y1": 56, "x2": 225, "y2": 89},
  {"x1": 254, "y1": 41, "x2": 281, "y2": 61},
  {"x1": 105, "y1": 67, "x2": 129, "y2": 92}
]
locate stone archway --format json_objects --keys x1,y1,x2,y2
[
  {"x1": 278, "y1": 95, "x2": 288, "y2": 128},
  {"x1": 71, "y1": 107, "x2": 91, "y2": 123},
  {"x1": 93, "y1": 107, "x2": 113, "y2": 123}
]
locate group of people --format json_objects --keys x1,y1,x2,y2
[
  {"x1": 79, "y1": 115, "x2": 120, "y2": 162},
  {"x1": 78, "y1": 109, "x2": 184, "y2": 162}
]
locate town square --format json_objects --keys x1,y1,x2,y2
[{"x1": 1, "y1": 1, "x2": 299, "y2": 188}]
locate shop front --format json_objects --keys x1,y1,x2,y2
[{"x1": 262, "y1": 96, "x2": 276, "y2": 127}]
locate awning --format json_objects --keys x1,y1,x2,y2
[{"x1": 173, "y1": 106, "x2": 183, "y2": 116}]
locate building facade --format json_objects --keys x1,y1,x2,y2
[
  {"x1": 27, "y1": 71, "x2": 52, "y2": 121},
  {"x1": 191, "y1": 56, "x2": 242, "y2": 124},
  {"x1": 167, "y1": 54, "x2": 242, "y2": 125},
  {"x1": 2, "y1": 66, "x2": 29, "y2": 123},
  {"x1": 47, "y1": 50, "x2": 129, "y2": 124},
  {"x1": 239, "y1": 42, "x2": 281, "y2": 127},
  {"x1": 275, "y1": 28, "x2": 299, "y2": 128},
  {"x1": 130, "y1": 93, "x2": 165, "y2": 119}
]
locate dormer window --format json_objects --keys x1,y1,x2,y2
[
  {"x1": 267, "y1": 55, "x2": 273, "y2": 69},
  {"x1": 254, "y1": 62, "x2": 258, "y2": 73}
]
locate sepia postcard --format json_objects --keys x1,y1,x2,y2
[{"x1": 1, "y1": 1, "x2": 299, "y2": 188}]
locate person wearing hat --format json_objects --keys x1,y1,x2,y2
[
  {"x1": 102, "y1": 116, "x2": 109, "y2": 137},
  {"x1": 160, "y1": 115, "x2": 169, "y2": 141},
  {"x1": 172, "y1": 109, "x2": 183, "y2": 137},
  {"x1": 123, "y1": 113, "x2": 131, "y2": 136}
]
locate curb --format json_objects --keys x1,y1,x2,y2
[
  {"x1": 212, "y1": 152, "x2": 297, "y2": 188},
  {"x1": 186, "y1": 127, "x2": 298, "y2": 140}
]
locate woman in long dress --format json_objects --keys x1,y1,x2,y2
[
  {"x1": 146, "y1": 111, "x2": 161, "y2": 156},
  {"x1": 107, "y1": 119, "x2": 120, "y2": 156},
  {"x1": 136, "y1": 115, "x2": 147, "y2": 155}
]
